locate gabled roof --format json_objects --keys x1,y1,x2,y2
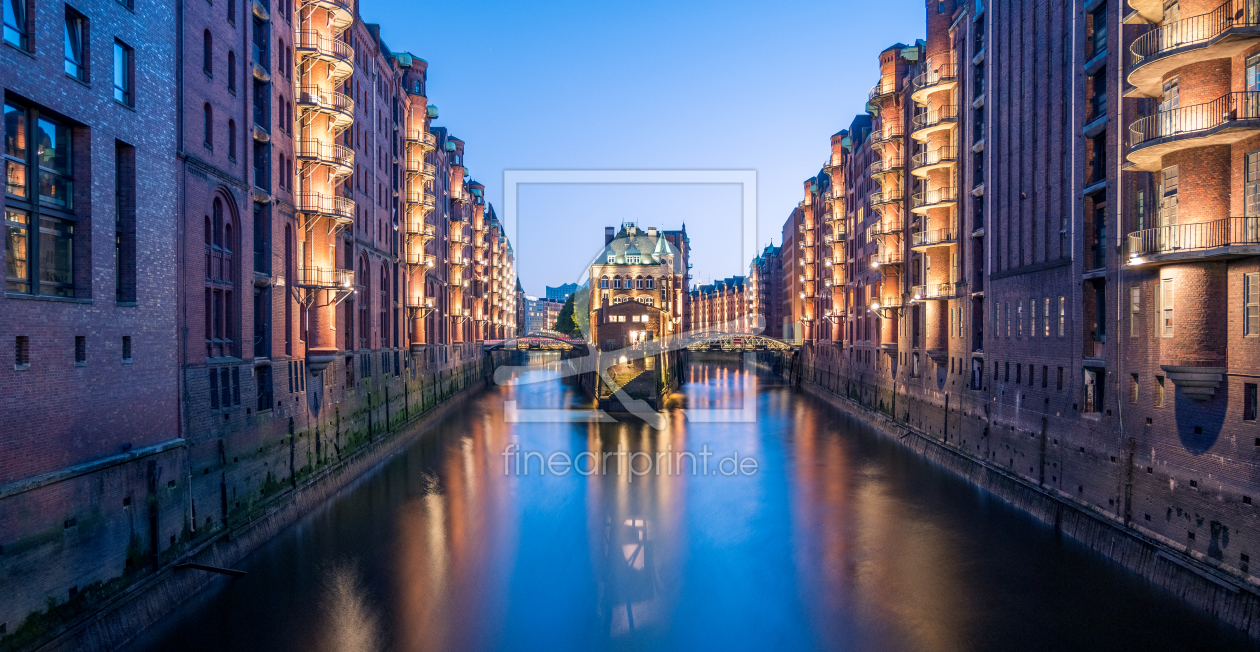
[{"x1": 595, "y1": 224, "x2": 681, "y2": 272}]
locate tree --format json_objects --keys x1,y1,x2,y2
[{"x1": 554, "y1": 293, "x2": 579, "y2": 336}]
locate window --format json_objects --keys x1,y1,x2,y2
[
  {"x1": 227, "y1": 0, "x2": 235, "y2": 24},
  {"x1": 228, "y1": 51, "x2": 236, "y2": 92},
  {"x1": 203, "y1": 104, "x2": 213, "y2": 148},
  {"x1": 15, "y1": 335, "x2": 28, "y2": 368},
  {"x1": 112, "y1": 40, "x2": 134, "y2": 106},
  {"x1": 1043, "y1": 365, "x2": 1048, "y2": 388},
  {"x1": 1245, "y1": 383, "x2": 1257, "y2": 421},
  {"x1": 1161, "y1": 277, "x2": 1174, "y2": 337},
  {"x1": 74, "y1": 335, "x2": 85, "y2": 365},
  {"x1": 203, "y1": 29, "x2": 213, "y2": 76},
  {"x1": 1089, "y1": 4, "x2": 1107, "y2": 58},
  {"x1": 228, "y1": 120, "x2": 237, "y2": 161},
  {"x1": 1005, "y1": 301, "x2": 1010, "y2": 337},
  {"x1": 64, "y1": 9, "x2": 87, "y2": 81},
  {"x1": 1130, "y1": 374, "x2": 1139, "y2": 403},
  {"x1": 114, "y1": 142, "x2": 136, "y2": 302},
  {"x1": 1057, "y1": 366, "x2": 1064, "y2": 390},
  {"x1": 1246, "y1": 152, "x2": 1260, "y2": 217},
  {"x1": 205, "y1": 197, "x2": 237, "y2": 358},
  {"x1": 1044, "y1": 298, "x2": 1051, "y2": 337},
  {"x1": 122, "y1": 335, "x2": 131, "y2": 362},
  {"x1": 251, "y1": 16, "x2": 268, "y2": 68},
  {"x1": 1058, "y1": 297, "x2": 1065, "y2": 336},
  {"x1": 1155, "y1": 375, "x2": 1165, "y2": 407},
  {"x1": 1130, "y1": 287, "x2": 1141, "y2": 337},
  {"x1": 4, "y1": 0, "x2": 27, "y2": 49},
  {"x1": 1159, "y1": 165, "x2": 1179, "y2": 227},
  {"x1": 5, "y1": 103, "x2": 76, "y2": 297},
  {"x1": 1017, "y1": 301, "x2": 1024, "y2": 337},
  {"x1": 1246, "y1": 273, "x2": 1259, "y2": 337}
]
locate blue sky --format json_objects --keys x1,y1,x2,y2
[{"x1": 371, "y1": 0, "x2": 924, "y2": 295}]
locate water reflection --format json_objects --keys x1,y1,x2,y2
[{"x1": 127, "y1": 353, "x2": 1257, "y2": 652}]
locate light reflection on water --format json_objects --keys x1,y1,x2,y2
[{"x1": 127, "y1": 353, "x2": 1257, "y2": 652}]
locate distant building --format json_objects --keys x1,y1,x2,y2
[
  {"x1": 690, "y1": 276, "x2": 749, "y2": 332},
  {"x1": 523, "y1": 296, "x2": 564, "y2": 334},
  {"x1": 546, "y1": 283, "x2": 579, "y2": 302}
]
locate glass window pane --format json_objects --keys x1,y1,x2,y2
[
  {"x1": 4, "y1": 0, "x2": 26, "y2": 48},
  {"x1": 63, "y1": 15, "x2": 82, "y2": 78},
  {"x1": 5, "y1": 208, "x2": 29, "y2": 293},
  {"x1": 38, "y1": 216, "x2": 73, "y2": 296}
]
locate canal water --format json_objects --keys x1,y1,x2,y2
[{"x1": 128, "y1": 353, "x2": 1257, "y2": 652}]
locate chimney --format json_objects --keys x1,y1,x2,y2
[
  {"x1": 605, "y1": 226, "x2": 615, "y2": 245},
  {"x1": 648, "y1": 227, "x2": 657, "y2": 237}
]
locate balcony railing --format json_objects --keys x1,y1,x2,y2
[
  {"x1": 405, "y1": 221, "x2": 435, "y2": 238},
  {"x1": 1131, "y1": 0, "x2": 1260, "y2": 68},
  {"x1": 296, "y1": 87, "x2": 354, "y2": 124},
  {"x1": 871, "y1": 125, "x2": 904, "y2": 144},
  {"x1": 910, "y1": 282, "x2": 960, "y2": 300},
  {"x1": 912, "y1": 228, "x2": 956, "y2": 248},
  {"x1": 912, "y1": 105, "x2": 958, "y2": 132},
  {"x1": 911, "y1": 146, "x2": 957, "y2": 171},
  {"x1": 1129, "y1": 92, "x2": 1260, "y2": 149},
  {"x1": 298, "y1": 0, "x2": 353, "y2": 24},
  {"x1": 871, "y1": 250, "x2": 903, "y2": 267},
  {"x1": 294, "y1": 30, "x2": 354, "y2": 76},
  {"x1": 405, "y1": 159, "x2": 436, "y2": 180},
  {"x1": 296, "y1": 266, "x2": 354, "y2": 289},
  {"x1": 870, "y1": 188, "x2": 904, "y2": 206},
  {"x1": 404, "y1": 130, "x2": 438, "y2": 150},
  {"x1": 1128, "y1": 217, "x2": 1260, "y2": 258},
  {"x1": 912, "y1": 186, "x2": 958, "y2": 209},
  {"x1": 912, "y1": 63, "x2": 957, "y2": 92},
  {"x1": 870, "y1": 155, "x2": 904, "y2": 176},
  {"x1": 869, "y1": 79, "x2": 898, "y2": 102},
  {"x1": 405, "y1": 251, "x2": 437, "y2": 267},
  {"x1": 295, "y1": 139, "x2": 354, "y2": 174},
  {"x1": 404, "y1": 192, "x2": 436, "y2": 209},
  {"x1": 296, "y1": 193, "x2": 354, "y2": 223}
]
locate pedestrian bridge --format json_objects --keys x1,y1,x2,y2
[
  {"x1": 682, "y1": 332, "x2": 794, "y2": 351},
  {"x1": 483, "y1": 334, "x2": 587, "y2": 351}
]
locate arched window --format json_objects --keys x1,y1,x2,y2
[
  {"x1": 358, "y1": 256, "x2": 369, "y2": 350},
  {"x1": 227, "y1": 120, "x2": 236, "y2": 160},
  {"x1": 203, "y1": 104, "x2": 213, "y2": 148},
  {"x1": 203, "y1": 30, "x2": 213, "y2": 75},
  {"x1": 635, "y1": 275, "x2": 643, "y2": 289},
  {"x1": 613, "y1": 296, "x2": 626, "y2": 304},
  {"x1": 613, "y1": 275, "x2": 622, "y2": 289},
  {"x1": 206, "y1": 196, "x2": 237, "y2": 359},
  {"x1": 600, "y1": 275, "x2": 609, "y2": 289},
  {"x1": 227, "y1": 51, "x2": 236, "y2": 92},
  {"x1": 645, "y1": 276, "x2": 655, "y2": 289},
  {"x1": 379, "y1": 264, "x2": 388, "y2": 349},
  {"x1": 284, "y1": 224, "x2": 293, "y2": 356}
]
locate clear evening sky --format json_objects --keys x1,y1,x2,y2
[{"x1": 372, "y1": 0, "x2": 924, "y2": 296}]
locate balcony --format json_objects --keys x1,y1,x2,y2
[
  {"x1": 405, "y1": 130, "x2": 437, "y2": 151},
  {"x1": 297, "y1": 0, "x2": 352, "y2": 31},
  {"x1": 295, "y1": 139, "x2": 353, "y2": 178},
  {"x1": 911, "y1": 186, "x2": 958, "y2": 213},
  {"x1": 869, "y1": 79, "x2": 898, "y2": 103},
  {"x1": 911, "y1": 228, "x2": 957, "y2": 250},
  {"x1": 910, "y1": 146, "x2": 957, "y2": 177},
  {"x1": 450, "y1": 220, "x2": 468, "y2": 239},
  {"x1": 296, "y1": 266, "x2": 354, "y2": 289},
  {"x1": 910, "y1": 63, "x2": 958, "y2": 104},
  {"x1": 1127, "y1": 217, "x2": 1260, "y2": 264},
  {"x1": 870, "y1": 155, "x2": 904, "y2": 178},
  {"x1": 405, "y1": 159, "x2": 436, "y2": 181},
  {"x1": 294, "y1": 30, "x2": 354, "y2": 81},
  {"x1": 1127, "y1": 92, "x2": 1260, "y2": 171},
  {"x1": 404, "y1": 191, "x2": 436, "y2": 211},
  {"x1": 870, "y1": 295, "x2": 903, "y2": 311},
  {"x1": 870, "y1": 124, "x2": 904, "y2": 146},
  {"x1": 870, "y1": 188, "x2": 904, "y2": 207},
  {"x1": 870, "y1": 250, "x2": 903, "y2": 268},
  {"x1": 452, "y1": 189, "x2": 471, "y2": 204},
  {"x1": 296, "y1": 87, "x2": 354, "y2": 130},
  {"x1": 295, "y1": 193, "x2": 354, "y2": 226},
  {"x1": 911, "y1": 105, "x2": 958, "y2": 141},
  {"x1": 1127, "y1": 1, "x2": 1260, "y2": 98},
  {"x1": 910, "y1": 282, "x2": 961, "y2": 301},
  {"x1": 405, "y1": 251, "x2": 437, "y2": 268},
  {"x1": 405, "y1": 220, "x2": 435, "y2": 239},
  {"x1": 831, "y1": 221, "x2": 847, "y2": 239}
]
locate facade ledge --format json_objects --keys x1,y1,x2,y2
[
  {"x1": 1083, "y1": 114, "x2": 1107, "y2": 138},
  {"x1": 972, "y1": 184, "x2": 985, "y2": 197},
  {"x1": 1083, "y1": 267, "x2": 1107, "y2": 280},
  {"x1": 1123, "y1": 9, "x2": 1149, "y2": 24},
  {"x1": 1160, "y1": 365, "x2": 1227, "y2": 400},
  {"x1": 971, "y1": 227, "x2": 985, "y2": 237},
  {"x1": 1084, "y1": 49, "x2": 1107, "y2": 76},
  {"x1": 972, "y1": 49, "x2": 985, "y2": 65},
  {"x1": 1083, "y1": 356, "x2": 1106, "y2": 367},
  {"x1": 253, "y1": 271, "x2": 273, "y2": 288},
  {"x1": 1083, "y1": 179, "x2": 1107, "y2": 196},
  {"x1": 972, "y1": 138, "x2": 985, "y2": 153},
  {"x1": 972, "y1": 94, "x2": 985, "y2": 110},
  {"x1": 1083, "y1": 0, "x2": 1105, "y2": 13}
]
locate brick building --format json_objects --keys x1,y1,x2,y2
[
  {"x1": 754, "y1": 0, "x2": 1260, "y2": 614},
  {"x1": 0, "y1": 0, "x2": 515, "y2": 639},
  {"x1": 689, "y1": 275, "x2": 747, "y2": 332},
  {"x1": 588, "y1": 223, "x2": 689, "y2": 340},
  {"x1": 748, "y1": 242, "x2": 782, "y2": 337}
]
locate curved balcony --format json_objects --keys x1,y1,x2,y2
[
  {"x1": 298, "y1": 0, "x2": 352, "y2": 31},
  {"x1": 870, "y1": 188, "x2": 904, "y2": 207},
  {"x1": 1127, "y1": 217, "x2": 1260, "y2": 264},
  {"x1": 405, "y1": 251, "x2": 437, "y2": 268},
  {"x1": 404, "y1": 191, "x2": 436, "y2": 211},
  {"x1": 870, "y1": 155, "x2": 904, "y2": 179},
  {"x1": 870, "y1": 124, "x2": 904, "y2": 146},
  {"x1": 1128, "y1": 1, "x2": 1260, "y2": 98},
  {"x1": 296, "y1": 266, "x2": 354, "y2": 289},
  {"x1": 910, "y1": 146, "x2": 957, "y2": 177},
  {"x1": 911, "y1": 186, "x2": 958, "y2": 214},
  {"x1": 294, "y1": 139, "x2": 353, "y2": 178},
  {"x1": 296, "y1": 87, "x2": 354, "y2": 130},
  {"x1": 910, "y1": 282, "x2": 961, "y2": 301},
  {"x1": 449, "y1": 256, "x2": 468, "y2": 270},
  {"x1": 869, "y1": 220, "x2": 902, "y2": 238},
  {"x1": 911, "y1": 228, "x2": 957, "y2": 250},
  {"x1": 1127, "y1": 91, "x2": 1260, "y2": 171},
  {"x1": 869, "y1": 295, "x2": 903, "y2": 311},
  {"x1": 831, "y1": 221, "x2": 847, "y2": 239},
  {"x1": 452, "y1": 189, "x2": 472, "y2": 205},
  {"x1": 911, "y1": 105, "x2": 958, "y2": 141},
  {"x1": 294, "y1": 31, "x2": 354, "y2": 81},
  {"x1": 449, "y1": 220, "x2": 468, "y2": 240},
  {"x1": 296, "y1": 193, "x2": 354, "y2": 226},
  {"x1": 405, "y1": 159, "x2": 436, "y2": 181},
  {"x1": 910, "y1": 63, "x2": 958, "y2": 104},
  {"x1": 405, "y1": 220, "x2": 435, "y2": 239},
  {"x1": 405, "y1": 130, "x2": 437, "y2": 151},
  {"x1": 869, "y1": 79, "x2": 898, "y2": 104}
]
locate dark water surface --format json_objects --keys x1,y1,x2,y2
[{"x1": 128, "y1": 354, "x2": 1256, "y2": 652}]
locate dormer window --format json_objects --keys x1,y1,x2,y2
[
  {"x1": 607, "y1": 253, "x2": 615, "y2": 263},
  {"x1": 627, "y1": 255, "x2": 640, "y2": 264}
]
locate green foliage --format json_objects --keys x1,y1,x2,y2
[{"x1": 554, "y1": 293, "x2": 579, "y2": 336}]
